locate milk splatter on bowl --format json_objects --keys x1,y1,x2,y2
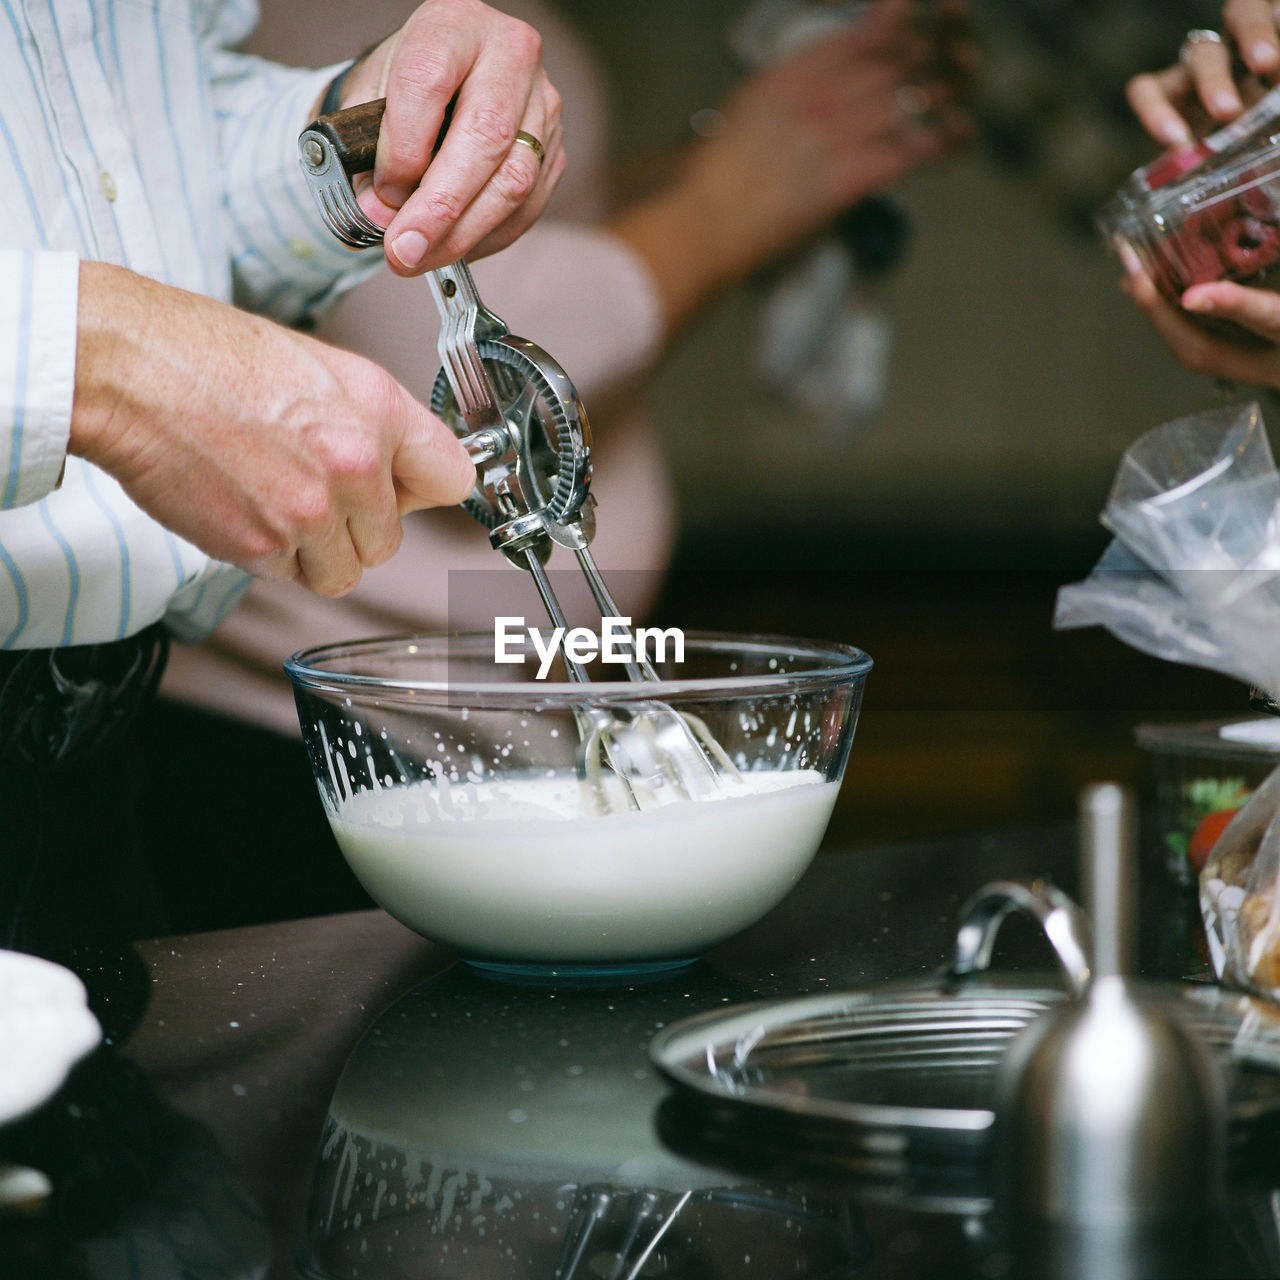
[{"x1": 286, "y1": 633, "x2": 871, "y2": 979}]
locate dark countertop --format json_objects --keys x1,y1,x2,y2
[{"x1": 2, "y1": 825, "x2": 1272, "y2": 1279}]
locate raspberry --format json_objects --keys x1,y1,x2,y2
[
  {"x1": 1219, "y1": 215, "x2": 1280, "y2": 277},
  {"x1": 1158, "y1": 231, "x2": 1225, "y2": 292},
  {"x1": 1144, "y1": 142, "x2": 1213, "y2": 190},
  {"x1": 1183, "y1": 202, "x2": 1236, "y2": 238},
  {"x1": 1236, "y1": 178, "x2": 1278, "y2": 220}
]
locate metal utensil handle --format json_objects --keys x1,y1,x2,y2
[
  {"x1": 298, "y1": 99, "x2": 390, "y2": 248},
  {"x1": 300, "y1": 98, "x2": 511, "y2": 429},
  {"x1": 524, "y1": 548, "x2": 590, "y2": 684},
  {"x1": 305, "y1": 96, "x2": 455, "y2": 178},
  {"x1": 308, "y1": 97, "x2": 386, "y2": 173},
  {"x1": 298, "y1": 95, "x2": 454, "y2": 250},
  {"x1": 426, "y1": 262, "x2": 509, "y2": 424}
]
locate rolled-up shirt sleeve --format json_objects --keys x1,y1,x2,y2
[
  {"x1": 0, "y1": 249, "x2": 78, "y2": 511},
  {"x1": 207, "y1": 49, "x2": 382, "y2": 325}
]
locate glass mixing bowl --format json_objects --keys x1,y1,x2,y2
[{"x1": 285, "y1": 632, "x2": 872, "y2": 979}]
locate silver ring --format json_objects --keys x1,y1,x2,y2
[
  {"x1": 513, "y1": 130, "x2": 545, "y2": 168},
  {"x1": 1180, "y1": 28, "x2": 1225, "y2": 69},
  {"x1": 894, "y1": 84, "x2": 932, "y2": 122}
]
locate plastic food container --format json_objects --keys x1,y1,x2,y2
[
  {"x1": 1100, "y1": 86, "x2": 1280, "y2": 303},
  {"x1": 1136, "y1": 718, "x2": 1280, "y2": 885}
]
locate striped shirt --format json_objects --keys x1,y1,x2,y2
[{"x1": 0, "y1": 0, "x2": 378, "y2": 648}]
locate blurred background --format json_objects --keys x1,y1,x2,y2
[{"x1": 544, "y1": 0, "x2": 1248, "y2": 847}]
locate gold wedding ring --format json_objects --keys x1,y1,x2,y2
[
  {"x1": 514, "y1": 130, "x2": 546, "y2": 168},
  {"x1": 1180, "y1": 28, "x2": 1225, "y2": 69}
]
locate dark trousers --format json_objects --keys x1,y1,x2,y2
[
  {"x1": 133, "y1": 699, "x2": 370, "y2": 934},
  {"x1": 0, "y1": 629, "x2": 170, "y2": 955},
  {"x1": 3, "y1": 736, "x2": 173, "y2": 955},
  {"x1": 0, "y1": 629, "x2": 368, "y2": 954}
]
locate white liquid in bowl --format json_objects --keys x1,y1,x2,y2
[{"x1": 328, "y1": 770, "x2": 837, "y2": 965}]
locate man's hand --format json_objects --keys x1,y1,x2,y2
[
  {"x1": 70, "y1": 262, "x2": 475, "y2": 597},
  {"x1": 333, "y1": 0, "x2": 564, "y2": 275}
]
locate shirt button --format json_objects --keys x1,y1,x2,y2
[
  {"x1": 98, "y1": 171, "x2": 117, "y2": 202},
  {"x1": 288, "y1": 236, "x2": 316, "y2": 260}
]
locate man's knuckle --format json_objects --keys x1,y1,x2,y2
[
  {"x1": 493, "y1": 154, "x2": 539, "y2": 204},
  {"x1": 420, "y1": 187, "x2": 468, "y2": 228},
  {"x1": 431, "y1": 0, "x2": 474, "y2": 25},
  {"x1": 392, "y1": 49, "x2": 453, "y2": 102},
  {"x1": 466, "y1": 103, "x2": 518, "y2": 156},
  {"x1": 294, "y1": 496, "x2": 336, "y2": 540},
  {"x1": 343, "y1": 364, "x2": 399, "y2": 423},
  {"x1": 508, "y1": 18, "x2": 543, "y2": 65},
  {"x1": 329, "y1": 434, "x2": 383, "y2": 483},
  {"x1": 242, "y1": 526, "x2": 290, "y2": 564}
]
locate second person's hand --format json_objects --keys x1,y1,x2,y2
[
  {"x1": 1123, "y1": 256, "x2": 1280, "y2": 389},
  {"x1": 1127, "y1": 1, "x2": 1280, "y2": 147},
  {"x1": 609, "y1": 0, "x2": 976, "y2": 333}
]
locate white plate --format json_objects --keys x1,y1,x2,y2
[{"x1": 0, "y1": 950, "x2": 101, "y2": 1125}]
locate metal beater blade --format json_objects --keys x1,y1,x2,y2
[{"x1": 554, "y1": 1185, "x2": 692, "y2": 1280}]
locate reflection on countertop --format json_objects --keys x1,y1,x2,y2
[{"x1": 4, "y1": 828, "x2": 1280, "y2": 1278}]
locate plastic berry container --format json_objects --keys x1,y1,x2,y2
[
  {"x1": 1103, "y1": 139, "x2": 1280, "y2": 301},
  {"x1": 1101, "y1": 86, "x2": 1280, "y2": 305}
]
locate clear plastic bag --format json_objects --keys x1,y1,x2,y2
[
  {"x1": 1057, "y1": 401, "x2": 1280, "y2": 998},
  {"x1": 1054, "y1": 402, "x2": 1280, "y2": 701},
  {"x1": 1200, "y1": 762, "x2": 1280, "y2": 998}
]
